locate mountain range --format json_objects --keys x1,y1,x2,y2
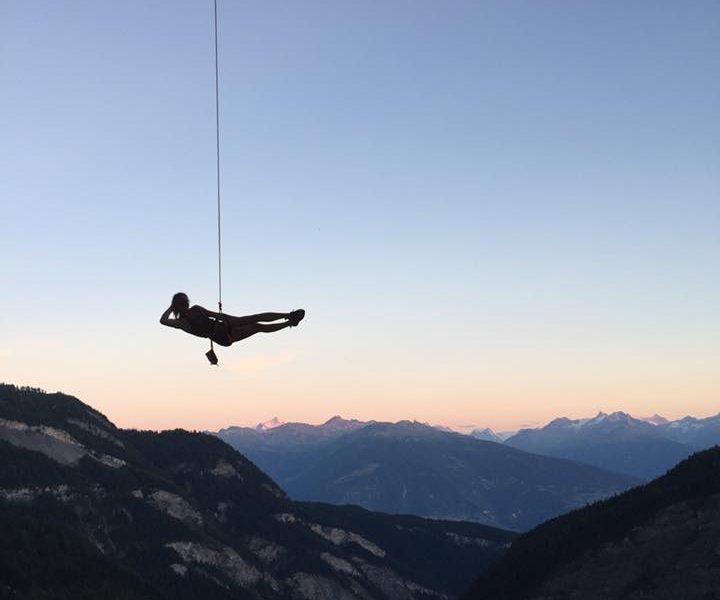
[
  {"x1": 485, "y1": 410, "x2": 720, "y2": 462},
  {"x1": 4, "y1": 384, "x2": 718, "y2": 598},
  {"x1": 222, "y1": 409, "x2": 720, "y2": 489},
  {"x1": 0, "y1": 384, "x2": 514, "y2": 600},
  {"x1": 216, "y1": 409, "x2": 720, "y2": 530},
  {"x1": 218, "y1": 418, "x2": 637, "y2": 531},
  {"x1": 504, "y1": 411, "x2": 700, "y2": 480}
]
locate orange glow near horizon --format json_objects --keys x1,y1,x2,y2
[
  {"x1": 7, "y1": 346, "x2": 717, "y2": 434},
  {"x1": 2, "y1": 300, "x2": 718, "y2": 434}
]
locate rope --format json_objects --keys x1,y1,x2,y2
[
  {"x1": 213, "y1": 0, "x2": 223, "y2": 316},
  {"x1": 209, "y1": 0, "x2": 222, "y2": 361}
]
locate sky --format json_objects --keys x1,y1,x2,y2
[{"x1": 2, "y1": 1, "x2": 718, "y2": 433}]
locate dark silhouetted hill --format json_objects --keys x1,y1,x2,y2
[
  {"x1": 0, "y1": 505, "x2": 162, "y2": 600},
  {"x1": 461, "y1": 445, "x2": 720, "y2": 600}
]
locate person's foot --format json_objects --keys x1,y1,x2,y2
[{"x1": 287, "y1": 309, "x2": 305, "y2": 327}]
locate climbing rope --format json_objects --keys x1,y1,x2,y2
[
  {"x1": 213, "y1": 0, "x2": 223, "y2": 316},
  {"x1": 208, "y1": 0, "x2": 222, "y2": 364}
]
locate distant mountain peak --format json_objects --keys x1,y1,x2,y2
[
  {"x1": 588, "y1": 410, "x2": 631, "y2": 423},
  {"x1": 470, "y1": 427, "x2": 503, "y2": 443},
  {"x1": 640, "y1": 414, "x2": 669, "y2": 425},
  {"x1": 666, "y1": 416, "x2": 701, "y2": 431},
  {"x1": 473, "y1": 427, "x2": 495, "y2": 435},
  {"x1": 432, "y1": 424, "x2": 455, "y2": 433},
  {"x1": 323, "y1": 415, "x2": 345, "y2": 424},
  {"x1": 561, "y1": 411, "x2": 637, "y2": 429},
  {"x1": 604, "y1": 411, "x2": 633, "y2": 422},
  {"x1": 544, "y1": 417, "x2": 575, "y2": 430},
  {"x1": 255, "y1": 417, "x2": 284, "y2": 431},
  {"x1": 321, "y1": 415, "x2": 369, "y2": 430}
]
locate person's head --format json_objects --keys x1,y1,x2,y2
[{"x1": 171, "y1": 292, "x2": 190, "y2": 317}]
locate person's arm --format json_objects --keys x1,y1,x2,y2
[
  {"x1": 160, "y1": 306, "x2": 190, "y2": 331},
  {"x1": 160, "y1": 306, "x2": 174, "y2": 326}
]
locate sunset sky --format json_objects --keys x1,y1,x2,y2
[{"x1": 2, "y1": 1, "x2": 718, "y2": 433}]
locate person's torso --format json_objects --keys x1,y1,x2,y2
[{"x1": 186, "y1": 305, "x2": 215, "y2": 338}]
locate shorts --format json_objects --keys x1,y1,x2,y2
[{"x1": 210, "y1": 320, "x2": 232, "y2": 347}]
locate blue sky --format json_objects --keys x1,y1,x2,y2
[{"x1": 2, "y1": 1, "x2": 718, "y2": 431}]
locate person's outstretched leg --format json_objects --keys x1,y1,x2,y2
[
  {"x1": 229, "y1": 321, "x2": 291, "y2": 343},
  {"x1": 225, "y1": 312, "x2": 290, "y2": 327}
]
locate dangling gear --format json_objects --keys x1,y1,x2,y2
[{"x1": 206, "y1": 342, "x2": 219, "y2": 365}]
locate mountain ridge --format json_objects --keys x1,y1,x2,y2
[
  {"x1": 505, "y1": 411, "x2": 707, "y2": 480},
  {"x1": 224, "y1": 408, "x2": 720, "y2": 447},
  {"x1": 218, "y1": 417, "x2": 638, "y2": 530}
]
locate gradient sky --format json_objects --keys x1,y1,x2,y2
[{"x1": 2, "y1": 1, "x2": 718, "y2": 433}]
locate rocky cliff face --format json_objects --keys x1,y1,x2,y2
[{"x1": 0, "y1": 384, "x2": 514, "y2": 600}]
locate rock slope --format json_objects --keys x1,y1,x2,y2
[{"x1": 461, "y1": 445, "x2": 720, "y2": 600}]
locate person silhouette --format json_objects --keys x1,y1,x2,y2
[{"x1": 160, "y1": 292, "x2": 304, "y2": 347}]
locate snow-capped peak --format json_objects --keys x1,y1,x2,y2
[
  {"x1": 432, "y1": 424, "x2": 455, "y2": 433},
  {"x1": 321, "y1": 416, "x2": 370, "y2": 432},
  {"x1": 666, "y1": 416, "x2": 701, "y2": 432},
  {"x1": 470, "y1": 427, "x2": 502, "y2": 443},
  {"x1": 255, "y1": 417, "x2": 284, "y2": 431},
  {"x1": 584, "y1": 411, "x2": 633, "y2": 426},
  {"x1": 640, "y1": 414, "x2": 669, "y2": 426}
]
